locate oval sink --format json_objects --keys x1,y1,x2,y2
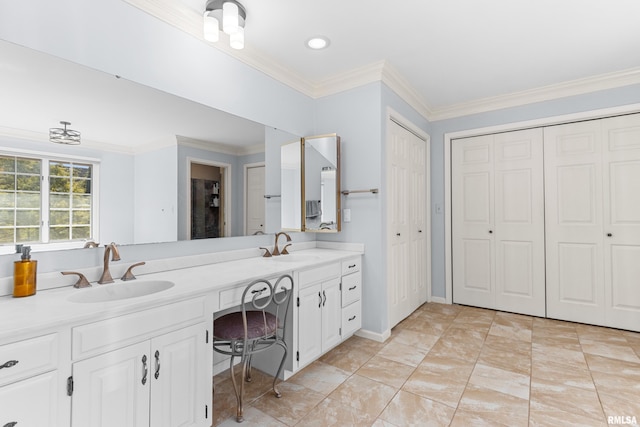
[
  {"x1": 270, "y1": 254, "x2": 320, "y2": 263},
  {"x1": 68, "y1": 280, "x2": 175, "y2": 303}
]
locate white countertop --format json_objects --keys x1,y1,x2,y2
[{"x1": 0, "y1": 248, "x2": 362, "y2": 343}]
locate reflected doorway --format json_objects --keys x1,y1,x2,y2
[
  {"x1": 190, "y1": 161, "x2": 230, "y2": 239},
  {"x1": 245, "y1": 163, "x2": 265, "y2": 235}
]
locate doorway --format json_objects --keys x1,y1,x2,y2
[{"x1": 190, "y1": 161, "x2": 230, "y2": 239}]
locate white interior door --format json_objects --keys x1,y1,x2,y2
[
  {"x1": 387, "y1": 120, "x2": 428, "y2": 328},
  {"x1": 246, "y1": 164, "x2": 265, "y2": 235},
  {"x1": 452, "y1": 129, "x2": 545, "y2": 316},
  {"x1": 601, "y1": 114, "x2": 640, "y2": 330}
]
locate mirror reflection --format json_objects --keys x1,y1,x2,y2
[
  {"x1": 280, "y1": 140, "x2": 302, "y2": 232},
  {"x1": 0, "y1": 40, "x2": 295, "y2": 249},
  {"x1": 303, "y1": 134, "x2": 341, "y2": 232}
]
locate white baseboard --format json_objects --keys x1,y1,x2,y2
[
  {"x1": 355, "y1": 328, "x2": 391, "y2": 343},
  {"x1": 429, "y1": 296, "x2": 447, "y2": 304}
]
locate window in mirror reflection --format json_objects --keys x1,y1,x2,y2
[
  {"x1": 0, "y1": 153, "x2": 97, "y2": 246},
  {"x1": 303, "y1": 134, "x2": 340, "y2": 232}
]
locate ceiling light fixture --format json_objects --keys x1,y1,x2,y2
[
  {"x1": 49, "y1": 121, "x2": 81, "y2": 145},
  {"x1": 306, "y1": 36, "x2": 330, "y2": 50},
  {"x1": 204, "y1": 0, "x2": 246, "y2": 50}
]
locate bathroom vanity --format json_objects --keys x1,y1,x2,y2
[{"x1": 0, "y1": 246, "x2": 362, "y2": 426}]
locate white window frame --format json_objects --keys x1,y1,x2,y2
[{"x1": 0, "y1": 147, "x2": 100, "y2": 254}]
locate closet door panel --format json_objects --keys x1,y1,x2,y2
[
  {"x1": 544, "y1": 121, "x2": 606, "y2": 325},
  {"x1": 494, "y1": 129, "x2": 545, "y2": 316},
  {"x1": 452, "y1": 135, "x2": 495, "y2": 308},
  {"x1": 602, "y1": 114, "x2": 640, "y2": 330}
]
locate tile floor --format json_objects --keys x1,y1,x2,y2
[{"x1": 212, "y1": 302, "x2": 640, "y2": 426}]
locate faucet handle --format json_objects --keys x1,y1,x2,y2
[
  {"x1": 121, "y1": 262, "x2": 146, "y2": 281},
  {"x1": 259, "y1": 247, "x2": 272, "y2": 258},
  {"x1": 62, "y1": 271, "x2": 91, "y2": 288},
  {"x1": 281, "y1": 244, "x2": 292, "y2": 255}
]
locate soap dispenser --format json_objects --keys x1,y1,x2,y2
[{"x1": 13, "y1": 245, "x2": 37, "y2": 297}]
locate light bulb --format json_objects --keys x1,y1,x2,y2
[
  {"x1": 230, "y1": 26, "x2": 244, "y2": 49},
  {"x1": 223, "y1": 2, "x2": 239, "y2": 35},
  {"x1": 203, "y1": 12, "x2": 219, "y2": 42}
]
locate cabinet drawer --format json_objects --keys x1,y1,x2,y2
[
  {"x1": 219, "y1": 275, "x2": 291, "y2": 310},
  {"x1": 342, "y1": 271, "x2": 361, "y2": 307},
  {"x1": 298, "y1": 262, "x2": 340, "y2": 289},
  {"x1": 72, "y1": 297, "x2": 206, "y2": 360},
  {"x1": 0, "y1": 333, "x2": 58, "y2": 386},
  {"x1": 342, "y1": 301, "x2": 362, "y2": 337},
  {"x1": 341, "y1": 257, "x2": 360, "y2": 276}
]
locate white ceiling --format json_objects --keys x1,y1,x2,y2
[
  {"x1": 180, "y1": 0, "x2": 640, "y2": 115},
  {"x1": 2, "y1": 0, "x2": 640, "y2": 149}
]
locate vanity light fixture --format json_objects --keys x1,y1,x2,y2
[
  {"x1": 49, "y1": 121, "x2": 81, "y2": 145},
  {"x1": 306, "y1": 36, "x2": 330, "y2": 50},
  {"x1": 204, "y1": 0, "x2": 246, "y2": 50}
]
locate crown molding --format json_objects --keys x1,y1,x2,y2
[
  {"x1": 176, "y1": 135, "x2": 263, "y2": 156},
  {"x1": 428, "y1": 67, "x2": 640, "y2": 121}
]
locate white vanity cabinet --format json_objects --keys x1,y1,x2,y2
[
  {"x1": 296, "y1": 255, "x2": 362, "y2": 369},
  {"x1": 70, "y1": 297, "x2": 212, "y2": 427},
  {"x1": 0, "y1": 333, "x2": 67, "y2": 427}
]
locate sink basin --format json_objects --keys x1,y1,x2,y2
[
  {"x1": 68, "y1": 280, "x2": 175, "y2": 303},
  {"x1": 270, "y1": 254, "x2": 320, "y2": 263}
]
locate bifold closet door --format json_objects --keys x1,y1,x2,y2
[
  {"x1": 452, "y1": 129, "x2": 545, "y2": 316},
  {"x1": 545, "y1": 113, "x2": 640, "y2": 330}
]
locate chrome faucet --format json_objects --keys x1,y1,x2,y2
[
  {"x1": 272, "y1": 232, "x2": 291, "y2": 256},
  {"x1": 98, "y1": 242, "x2": 121, "y2": 284}
]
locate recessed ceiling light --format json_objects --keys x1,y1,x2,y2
[{"x1": 306, "y1": 36, "x2": 330, "y2": 50}]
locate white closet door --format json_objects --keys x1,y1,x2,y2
[
  {"x1": 387, "y1": 121, "x2": 427, "y2": 328},
  {"x1": 452, "y1": 134, "x2": 495, "y2": 309},
  {"x1": 246, "y1": 165, "x2": 265, "y2": 235},
  {"x1": 453, "y1": 129, "x2": 545, "y2": 316},
  {"x1": 601, "y1": 114, "x2": 640, "y2": 330},
  {"x1": 544, "y1": 120, "x2": 606, "y2": 325}
]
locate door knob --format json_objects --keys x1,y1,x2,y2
[
  {"x1": 607, "y1": 233, "x2": 613, "y2": 237},
  {"x1": 489, "y1": 230, "x2": 493, "y2": 234},
  {"x1": 396, "y1": 233, "x2": 401, "y2": 236}
]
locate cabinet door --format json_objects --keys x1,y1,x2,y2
[
  {"x1": 297, "y1": 283, "x2": 322, "y2": 367},
  {"x1": 321, "y1": 278, "x2": 342, "y2": 351},
  {"x1": 0, "y1": 371, "x2": 58, "y2": 427},
  {"x1": 150, "y1": 323, "x2": 210, "y2": 427},
  {"x1": 72, "y1": 341, "x2": 150, "y2": 427}
]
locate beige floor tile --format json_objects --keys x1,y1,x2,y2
[
  {"x1": 585, "y1": 353, "x2": 640, "y2": 379},
  {"x1": 378, "y1": 390, "x2": 455, "y2": 427},
  {"x1": 295, "y1": 398, "x2": 376, "y2": 427},
  {"x1": 468, "y1": 363, "x2": 530, "y2": 399},
  {"x1": 337, "y1": 334, "x2": 387, "y2": 356},
  {"x1": 598, "y1": 391, "x2": 640, "y2": 423},
  {"x1": 530, "y1": 378, "x2": 605, "y2": 421},
  {"x1": 532, "y1": 342, "x2": 589, "y2": 370},
  {"x1": 531, "y1": 334, "x2": 583, "y2": 351},
  {"x1": 402, "y1": 365, "x2": 467, "y2": 408},
  {"x1": 376, "y1": 340, "x2": 428, "y2": 367},
  {"x1": 428, "y1": 331, "x2": 484, "y2": 363},
  {"x1": 531, "y1": 358, "x2": 596, "y2": 390},
  {"x1": 418, "y1": 353, "x2": 476, "y2": 381},
  {"x1": 488, "y1": 312, "x2": 533, "y2": 342},
  {"x1": 477, "y1": 335, "x2": 531, "y2": 375},
  {"x1": 528, "y1": 400, "x2": 607, "y2": 427},
  {"x1": 457, "y1": 383, "x2": 529, "y2": 427},
  {"x1": 371, "y1": 419, "x2": 400, "y2": 427},
  {"x1": 318, "y1": 344, "x2": 373, "y2": 374},
  {"x1": 327, "y1": 374, "x2": 397, "y2": 420},
  {"x1": 580, "y1": 341, "x2": 640, "y2": 363},
  {"x1": 287, "y1": 360, "x2": 351, "y2": 395},
  {"x1": 386, "y1": 328, "x2": 440, "y2": 352},
  {"x1": 356, "y1": 354, "x2": 415, "y2": 389},
  {"x1": 449, "y1": 409, "x2": 514, "y2": 427},
  {"x1": 251, "y1": 381, "x2": 326, "y2": 426},
  {"x1": 591, "y1": 370, "x2": 640, "y2": 404},
  {"x1": 216, "y1": 407, "x2": 288, "y2": 427}
]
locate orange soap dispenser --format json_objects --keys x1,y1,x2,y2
[{"x1": 13, "y1": 245, "x2": 37, "y2": 297}]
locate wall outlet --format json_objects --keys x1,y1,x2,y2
[{"x1": 343, "y1": 208, "x2": 351, "y2": 222}]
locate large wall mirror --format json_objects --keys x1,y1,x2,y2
[
  {"x1": 280, "y1": 134, "x2": 341, "y2": 233},
  {"x1": 0, "y1": 40, "x2": 298, "y2": 251}
]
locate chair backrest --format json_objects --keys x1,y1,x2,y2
[{"x1": 240, "y1": 274, "x2": 294, "y2": 339}]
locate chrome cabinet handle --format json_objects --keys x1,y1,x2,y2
[
  {"x1": 154, "y1": 350, "x2": 160, "y2": 380},
  {"x1": 141, "y1": 355, "x2": 148, "y2": 385},
  {"x1": 0, "y1": 360, "x2": 19, "y2": 370}
]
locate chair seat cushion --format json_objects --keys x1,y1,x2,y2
[{"x1": 214, "y1": 311, "x2": 278, "y2": 340}]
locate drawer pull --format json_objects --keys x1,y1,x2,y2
[
  {"x1": 0, "y1": 360, "x2": 19, "y2": 370},
  {"x1": 154, "y1": 350, "x2": 161, "y2": 379},
  {"x1": 4, "y1": 422, "x2": 18, "y2": 427},
  {"x1": 141, "y1": 355, "x2": 148, "y2": 385},
  {"x1": 348, "y1": 315, "x2": 356, "y2": 322},
  {"x1": 251, "y1": 287, "x2": 267, "y2": 295},
  {"x1": 318, "y1": 292, "x2": 322, "y2": 308},
  {"x1": 348, "y1": 286, "x2": 357, "y2": 291},
  {"x1": 322, "y1": 290, "x2": 327, "y2": 307},
  {"x1": 348, "y1": 264, "x2": 356, "y2": 269}
]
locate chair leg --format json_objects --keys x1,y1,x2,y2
[
  {"x1": 272, "y1": 340, "x2": 288, "y2": 398},
  {"x1": 228, "y1": 355, "x2": 245, "y2": 423}
]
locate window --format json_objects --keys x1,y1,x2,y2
[{"x1": 0, "y1": 153, "x2": 97, "y2": 248}]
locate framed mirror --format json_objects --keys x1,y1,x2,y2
[{"x1": 303, "y1": 134, "x2": 340, "y2": 232}]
